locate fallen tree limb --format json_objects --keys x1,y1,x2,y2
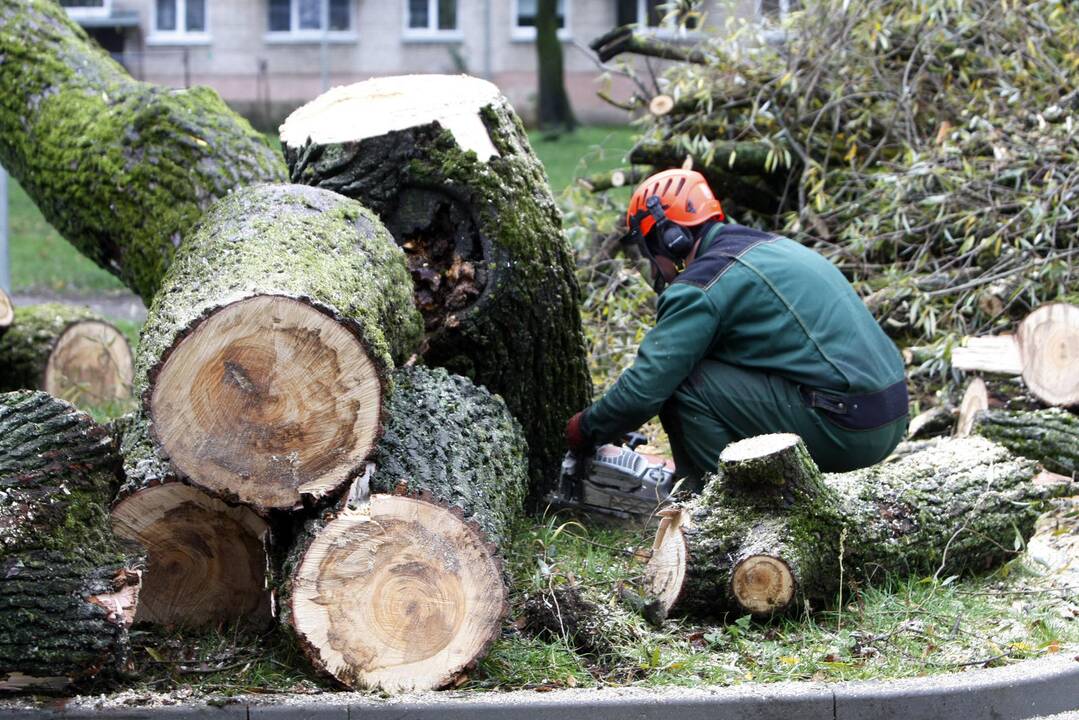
[
  {"x1": 0, "y1": 0, "x2": 287, "y2": 302},
  {"x1": 589, "y1": 25, "x2": 712, "y2": 64},
  {"x1": 0, "y1": 391, "x2": 142, "y2": 693},
  {"x1": 281, "y1": 75, "x2": 591, "y2": 501},
  {"x1": 578, "y1": 168, "x2": 646, "y2": 192},
  {"x1": 282, "y1": 366, "x2": 526, "y2": 692},
  {"x1": 970, "y1": 408, "x2": 1079, "y2": 477},
  {"x1": 629, "y1": 140, "x2": 790, "y2": 177}
]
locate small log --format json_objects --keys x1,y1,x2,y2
[
  {"x1": 0, "y1": 0, "x2": 287, "y2": 301},
  {"x1": 955, "y1": 377, "x2": 989, "y2": 437},
  {"x1": 0, "y1": 289, "x2": 11, "y2": 339},
  {"x1": 282, "y1": 367, "x2": 527, "y2": 692},
  {"x1": 906, "y1": 405, "x2": 955, "y2": 439},
  {"x1": 0, "y1": 391, "x2": 142, "y2": 693},
  {"x1": 649, "y1": 94, "x2": 675, "y2": 116},
  {"x1": 1016, "y1": 303, "x2": 1079, "y2": 407},
  {"x1": 281, "y1": 75, "x2": 591, "y2": 501},
  {"x1": 645, "y1": 435, "x2": 1048, "y2": 619},
  {"x1": 0, "y1": 303, "x2": 133, "y2": 406},
  {"x1": 579, "y1": 168, "x2": 646, "y2": 193},
  {"x1": 970, "y1": 407, "x2": 1079, "y2": 477},
  {"x1": 129, "y1": 184, "x2": 422, "y2": 513},
  {"x1": 951, "y1": 335, "x2": 1023, "y2": 375},
  {"x1": 629, "y1": 140, "x2": 787, "y2": 177}
]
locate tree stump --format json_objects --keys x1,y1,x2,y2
[
  {"x1": 128, "y1": 184, "x2": 423, "y2": 512},
  {"x1": 0, "y1": 0, "x2": 287, "y2": 301},
  {"x1": 0, "y1": 391, "x2": 142, "y2": 693},
  {"x1": 280, "y1": 75, "x2": 591, "y2": 500},
  {"x1": 282, "y1": 367, "x2": 526, "y2": 692},
  {"x1": 0, "y1": 303, "x2": 133, "y2": 406},
  {"x1": 646, "y1": 435, "x2": 1047, "y2": 619}
]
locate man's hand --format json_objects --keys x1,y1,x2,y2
[{"x1": 564, "y1": 410, "x2": 591, "y2": 453}]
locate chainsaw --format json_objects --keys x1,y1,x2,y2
[{"x1": 547, "y1": 432, "x2": 677, "y2": 520}]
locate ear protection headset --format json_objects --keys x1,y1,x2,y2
[{"x1": 645, "y1": 195, "x2": 695, "y2": 260}]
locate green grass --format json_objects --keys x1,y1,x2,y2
[{"x1": 526, "y1": 126, "x2": 637, "y2": 194}]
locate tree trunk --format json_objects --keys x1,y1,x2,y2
[
  {"x1": 0, "y1": 303, "x2": 133, "y2": 406},
  {"x1": 0, "y1": 0, "x2": 287, "y2": 302},
  {"x1": 128, "y1": 184, "x2": 423, "y2": 513},
  {"x1": 645, "y1": 434, "x2": 1048, "y2": 618},
  {"x1": 111, "y1": 419, "x2": 271, "y2": 629},
  {"x1": 970, "y1": 408, "x2": 1079, "y2": 477},
  {"x1": 282, "y1": 366, "x2": 526, "y2": 692},
  {"x1": 0, "y1": 289, "x2": 11, "y2": 340},
  {"x1": 536, "y1": 0, "x2": 577, "y2": 132},
  {"x1": 280, "y1": 75, "x2": 592, "y2": 502},
  {"x1": 0, "y1": 391, "x2": 142, "y2": 693}
]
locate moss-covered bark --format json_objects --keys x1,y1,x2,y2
[
  {"x1": 0, "y1": 303, "x2": 98, "y2": 392},
  {"x1": 283, "y1": 86, "x2": 591, "y2": 502},
  {"x1": 971, "y1": 408, "x2": 1079, "y2": 477},
  {"x1": 0, "y1": 391, "x2": 142, "y2": 693},
  {"x1": 0, "y1": 0, "x2": 287, "y2": 301}
]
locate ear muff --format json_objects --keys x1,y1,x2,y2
[{"x1": 646, "y1": 196, "x2": 694, "y2": 260}]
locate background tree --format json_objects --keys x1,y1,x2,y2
[{"x1": 536, "y1": 0, "x2": 577, "y2": 133}]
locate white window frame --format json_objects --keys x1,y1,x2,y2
[
  {"x1": 264, "y1": 0, "x2": 358, "y2": 44},
  {"x1": 630, "y1": 0, "x2": 704, "y2": 39},
  {"x1": 403, "y1": 0, "x2": 463, "y2": 41},
  {"x1": 62, "y1": 0, "x2": 111, "y2": 21},
  {"x1": 148, "y1": 0, "x2": 212, "y2": 46},
  {"x1": 511, "y1": 0, "x2": 571, "y2": 42}
]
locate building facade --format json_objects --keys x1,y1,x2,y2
[{"x1": 63, "y1": 0, "x2": 764, "y2": 126}]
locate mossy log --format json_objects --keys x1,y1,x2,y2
[
  {"x1": 0, "y1": 303, "x2": 133, "y2": 406},
  {"x1": 0, "y1": 0, "x2": 287, "y2": 302},
  {"x1": 282, "y1": 366, "x2": 527, "y2": 693},
  {"x1": 646, "y1": 434, "x2": 1048, "y2": 618},
  {"x1": 0, "y1": 391, "x2": 142, "y2": 693},
  {"x1": 280, "y1": 75, "x2": 591, "y2": 502},
  {"x1": 971, "y1": 408, "x2": 1079, "y2": 477},
  {"x1": 0, "y1": 289, "x2": 11, "y2": 340},
  {"x1": 128, "y1": 184, "x2": 422, "y2": 513}
]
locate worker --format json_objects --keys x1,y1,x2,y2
[{"x1": 564, "y1": 169, "x2": 908, "y2": 491}]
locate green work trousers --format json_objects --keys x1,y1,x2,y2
[{"x1": 659, "y1": 360, "x2": 907, "y2": 491}]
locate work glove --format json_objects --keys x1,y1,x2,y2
[{"x1": 564, "y1": 410, "x2": 591, "y2": 453}]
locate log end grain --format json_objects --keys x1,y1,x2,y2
[
  {"x1": 1016, "y1": 302, "x2": 1079, "y2": 407},
  {"x1": 729, "y1": 554, "x2": 796, "y2": 615},
  {"x1": 45, "y1": 319, "x2": 133, "y2": 405}
]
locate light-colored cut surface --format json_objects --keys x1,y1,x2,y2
[
  {"x1": 150, "y1": 295, "x2": 381, "y2": 510},
  {"x1": 0, "y1": 288, "x2": 12, "y2": 330},
  {"x1": 645, "y1": 507, "x2": 690, "y2": 613},
  {"x1": 730, "y1": 555, "x2": 795, "y2": 615},
  {"x1": 44, "y1": 320, "x2": 133, "y2": 405},
  {"x1": 955, "y1": 378, "x2": 989, "y2": 438},
  {"x1": 111, "y1": 484, "x2": 270, "y2": 628},
  {"x1": 280, "y1": 74, "x2": 501, "y2": 161},
  {"x1": 290, "y1": 494, "x2": 505, "y2": 692},
  {"x1": 951, "y1": 335, "x2": 1023, "y2": 375},
  {"x1": 1017, "y1": 303, "x2": 1079, "y2": 407},
  {"x1": 720, "y1": 433, "x2": 801, "y2": 463}
]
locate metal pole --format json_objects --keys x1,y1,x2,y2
[
  {"x1": 320, "y1": 0, "x2": 329, "y2": 91},
  {"x1": 0, "y1": 165, "x2": 9, "y2": 293}
]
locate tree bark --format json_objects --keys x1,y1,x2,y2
[
  {"x1": 281, "y1": 75, "x2": 592, "y2": 502},
  {"x1": 0, "y1": 391, "x2": 142, "y2": 693},
  {"x1": 645, "y1": 434, "x2": 1049, "y2": 619},
  {"x1": 971, "y1": 408, "x2": 1079, "y2": 477},
  {"x1": 128, "y1": 184, "x2": 423, "y2": 513},
  {"x1": 0, "y1": 0, "x2": 287, "y2": 302},
  {"x1": 0, "y1": 303, "x2": 133, "y2": 407},
  {"x1": 536, "y1": 0, "x2": 577, "y2": 133},
  {"x1": 281, "y1": 366, "x2": 526, "y2": 692}
]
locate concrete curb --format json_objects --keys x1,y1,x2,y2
[{"x1": 2, "y1": 653, "x2": 1076, "y2": 720}]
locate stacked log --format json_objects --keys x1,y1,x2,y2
[
  {"x1": 282, "y1": 366, "x2": 527, "y2": 692},
  {"x1": 645, "y1": 434, "x2": 1055, "y2": 618},
  {"x1": 0, "y1": 303, "x2": 133, "y2": 406},
  {"x1": 280, "y1": 74, "x2": 591, "y2": 500},
  {"x1": 0, "y1": 0, "x2": 287, "y2": 302},
  {"x1": 0, "y1": 391, "x2": 142, "y2": 693}
]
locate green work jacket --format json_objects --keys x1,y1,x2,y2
[{"x1": 581, "y1": 222, "x2": 905, "y2": 443}]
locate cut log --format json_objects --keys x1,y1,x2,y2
[
  {"x1": 0, "y1": 303, "x2": 133, "y2": 406},
  {"x1": 280, "y1": 75, "x2": 591, "y2": 502},
  {"x1": 282, "y1": 366, "x2": 527, "y2": 692},
  {"x1": 0, "y1": 391, "x2": 142, "y2": 693},
  {"x1": 955, "y1": 377, "x2": 989, "y2": 437},
  {"x1": 645, "y1": 435, "x2": 1048, "y2": 618},
  {"x1": 906, "y1": 404, "x2": 955, "y2": 439},
  {"x1": 129, "y1": 184, "x2": 422, "y2": 512},
  {"x1": 0, "y1": 0, "x2": 287, "y2": 301},
  {"x1": 950, "y1": 335, "x2": 1023, "y2": 375},
  {"x1": 0, "y1": 289, "x2": 11, "y2": 339},
  {"x1": 1016, "y1": 303, "x2": 1079, "y2": 407},
  {"x1": 970, "y1": 407, "x2": 1079, "y2": 477}
]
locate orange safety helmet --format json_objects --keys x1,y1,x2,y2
[{"x1": 627, "y1": 169, "x2": 726, "y2": 243}]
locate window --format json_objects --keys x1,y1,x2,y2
[
  {"x1": 267, "y1": 0, "x2": 352, "y2": 38},
  {"x1": 60, "y1": 0, "x2": 110, "y2": 20},
  {"x1": 616, "y1": 0, "x2": 701, "y2": 33},
  {"x1": 149, "y1": 0, "x2": 209, "y2": 43},
  {"x1": 405, "y1": 0, "x2": 459, "y2": 37},
  {"x1": 512, "y1": 0, "x2": 569, "y2": 41}
]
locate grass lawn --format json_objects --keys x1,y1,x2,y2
[{"x1": 3, "y1": 125, "x2": 636, "y2": 296}]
